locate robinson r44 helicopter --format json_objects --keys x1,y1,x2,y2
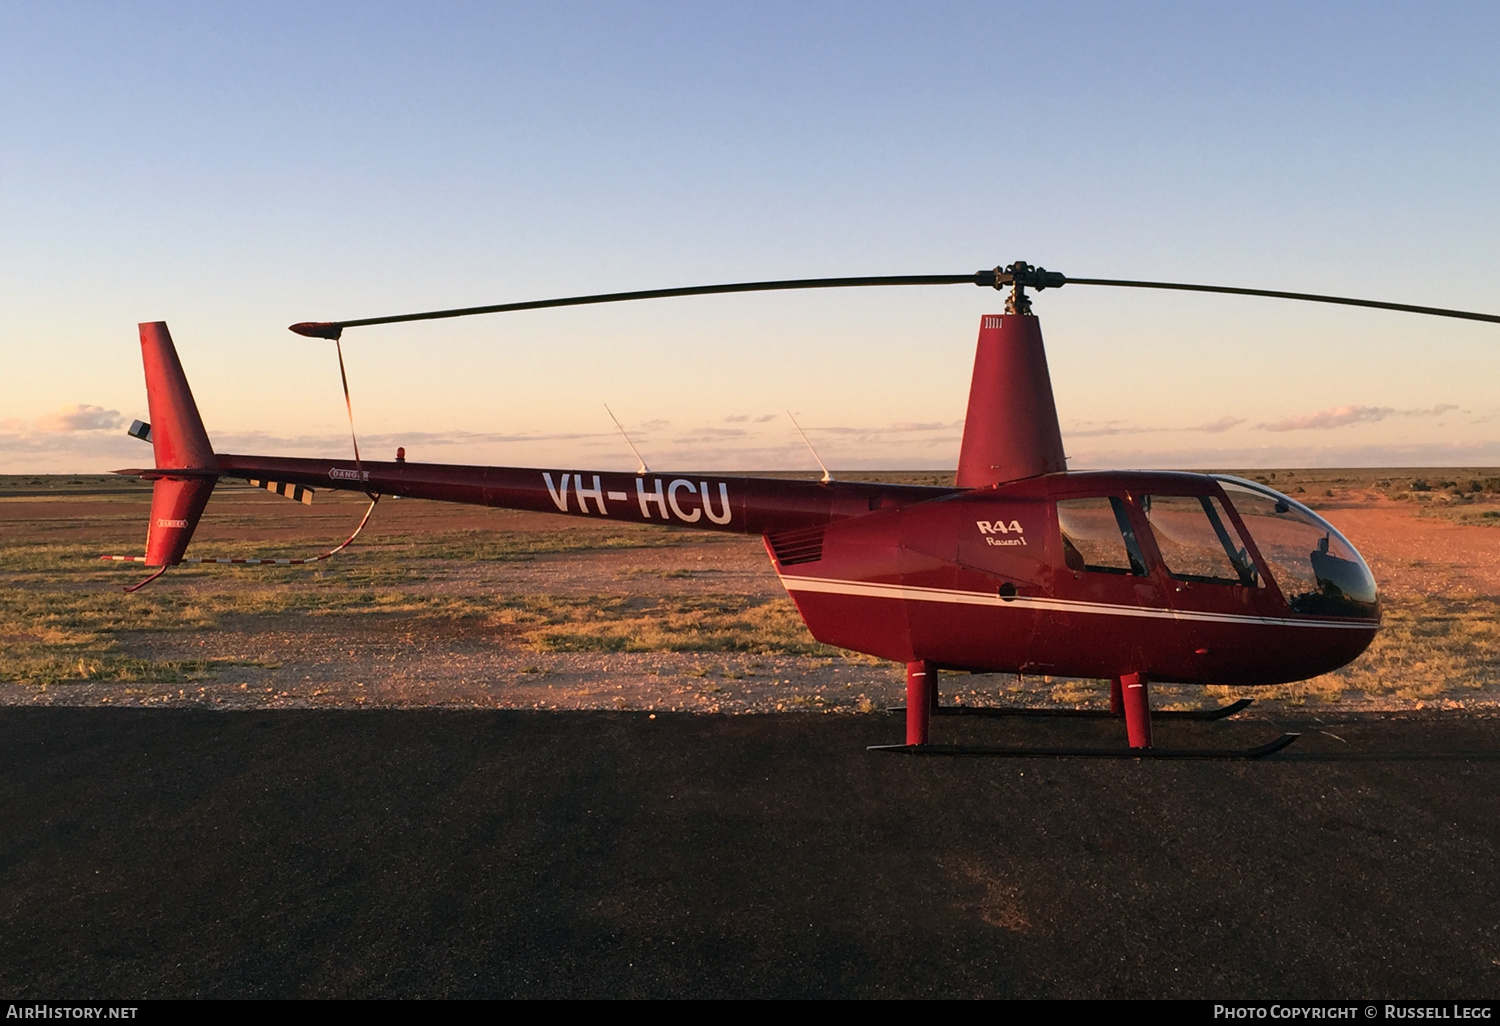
[{"x1": 107, "y1": 263, "x2": 1500, "y2": 758}]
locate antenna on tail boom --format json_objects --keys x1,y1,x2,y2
[
  {"x1": 604, "y1": 404, "x2": 651, "y2": 474},
  {"x1": 787, "y1": 411, "x2": 833, "y2": 484}
]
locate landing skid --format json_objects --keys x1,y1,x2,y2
[
  {"x1": 869, "y1": 732, "x2": 1300, "y2": 760},
  {"x1": 888, "y1": 664, "x2": 1292, "y2": 758},
  {"x1": 887, "y1": 698, "x2": 1254, "y2": 721}
]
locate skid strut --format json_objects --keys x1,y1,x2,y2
[
  {"x1": 905, "y1": 660, "x2": 936, "y2": 746},
  {"x1": 876, "y1": 667, "x2": 1296, "y2": 759},
  {"x1": 1120, "y1": 671, "x2": 1151, "y2": 748}
]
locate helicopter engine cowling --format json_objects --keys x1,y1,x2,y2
[{"x1": 955, "y1": 314, "x2": 1067, "y2": 487}]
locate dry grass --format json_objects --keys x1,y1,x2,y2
[
  {"x1": 0, "y1": 529, "x2": 830, "y2": 686},
  {"x1": 1209, "y1": 595, "x2": 1500, "y2": 707},
  {"x1": 483, "y1": 593, "x2": 835, "y2": 655},
  {"x1": 1220, "y1": 468, "x2": 1500, "y2": 527},
  {"x1": 379, "y1": 527, "x2": 715, "y2": 562},
  {"x1": 4, "y1": 472, "x2": 1498, "y2": 710}
]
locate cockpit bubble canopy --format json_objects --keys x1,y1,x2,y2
[{"x1": 1213, "y1": 476, "x2": 1379, "y2": 619}]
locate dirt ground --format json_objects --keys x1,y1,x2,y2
[{"x1": 3, "y1": 469, "x2": 1499, "y2": 717}]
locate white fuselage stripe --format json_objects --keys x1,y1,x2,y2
[{"x1": 777, "y1": 575, "x2": 1377, "y2": 630}]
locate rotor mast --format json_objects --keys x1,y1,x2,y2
[{"x1": 956, "y1": 263, "x2": 1068, "y2": 488}]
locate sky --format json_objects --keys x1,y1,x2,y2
[{"x1": 2, "y1": 1, "x2": 1498, "y2": 474}]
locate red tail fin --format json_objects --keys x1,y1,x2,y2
[
  {"x1": 141, "y1": 322, "x2": 215, "y2": 469},
  {"x1": 138, "y1": 322, "x2": 218, "y2": 566}
]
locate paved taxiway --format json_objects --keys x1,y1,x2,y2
[{"x1": 1, "y1": 709, "x2": 1496, "y2": 998}]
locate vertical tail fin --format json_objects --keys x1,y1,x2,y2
[
  {"x1": 138, "y1": 322, "x2": 218, "y2": 566},
  {"x1": 141, "y1": 322, "x2": 215, "y2": 469}
]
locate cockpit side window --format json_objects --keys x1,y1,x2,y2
[
  {"x1": 1141, "y1": 494, "x2": 1260, "y2": 587},
  {"x1": 1057, "y1": 497, "x2": 1148, "y2": 576}
]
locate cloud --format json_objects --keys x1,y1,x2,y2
[
  {"x1": 1067, "y1": 438, "x2": 1500, "y2": 471},
  {"x1": 1259, "y1": 405, "x2": 1395, "y2": 431},
  {"x1": 1258, "y1": 404, "x2": 1457, "y2": 432},
  {"x1": 796, "y1": 421, "x2": 960, "y2": 437},
  {"x1": 752, "y1": 414, "x2": 778, "y2": 423},
  {"x1": 679, "y1": 427, "x2": 747, "y2": 439},
  {"x1": 1, "y1": 418, "x2": 26, "y2": 433},
  {"x1": 889, "y1": 421, "x2": 956, "y2": 432},
  {"x1": 723, "y1": 414, "x2": 749, "y2": 423},
  {"x1": 214, "y1": 429, "x2": 609, "y2": 452},
  {"x1": 33, "y1": 404, "x2": 125, "y2": 432},
  {"x1": 1071, "y1": 417, "x2": 1248, "y2": 437},
  {"x1": 1068, "y1": 421, "x2": 1154, "y2": 438}
]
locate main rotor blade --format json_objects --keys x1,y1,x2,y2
[
  {"x1": 1061, "y1": 277, "x2": 1500, "y2": 325},
  {"x1": 289, "y1": 263, "x2": 1500, "y2": 339},
  {"x1": 289, "y1": 272, "x2": 995, "y2": 339}
]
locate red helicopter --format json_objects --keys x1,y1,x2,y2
[{"x1": 108, "y1": 263, "x2": 1500, "y2": 757}]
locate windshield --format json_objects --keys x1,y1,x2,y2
[{"x1": 1213, "y1": 476, "x2": 1379, "y2": 618}]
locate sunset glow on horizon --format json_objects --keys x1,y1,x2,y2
[{"x1": 3, "y1": 3, "x2": 1498, "y2": 474}]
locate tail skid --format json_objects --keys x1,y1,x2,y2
[{"x1": 103, "y1": 496, "x2": 379, "y2": 573}]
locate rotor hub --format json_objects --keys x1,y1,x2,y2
[{"x1": 992, "y1": 262, "x2": 1065, "y2": 316}]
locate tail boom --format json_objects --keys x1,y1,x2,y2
[{"x1": 212, "y1": 454, "x2": 959, "y2": 536}]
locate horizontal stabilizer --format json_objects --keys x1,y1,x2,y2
[
  {"x1": 249, "y1": 478, "x2": 314, "y2": 505},
  {"x1": 112, "y1": 467, "x2": 219, "y2": 480}
]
